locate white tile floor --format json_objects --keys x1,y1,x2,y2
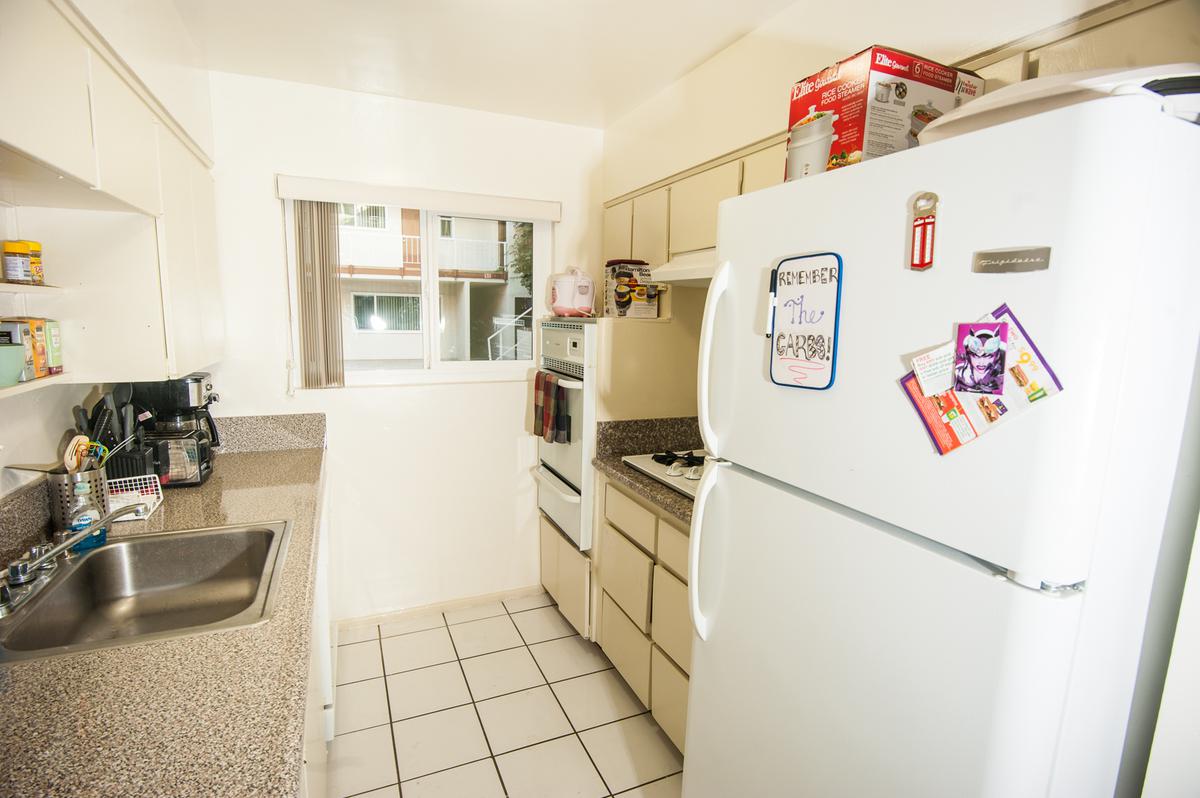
[{"x1": 330, "y1": 594, "x2": 683, "y2": 798}]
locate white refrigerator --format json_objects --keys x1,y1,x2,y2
[{"x1": 684, "y1": 85, "x2": 1200, "y2": 797}]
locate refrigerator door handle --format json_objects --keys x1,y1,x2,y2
[
  {"x1": 698, "y1": 260, "x2": 731, "y2": 456},
  {"x1": 689, "y1": 459, "x2": 726, "y2": 642}
]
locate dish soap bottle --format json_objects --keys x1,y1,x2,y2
[{"x1": 66, "y1": 481, "x2": 105, "y2": 553}]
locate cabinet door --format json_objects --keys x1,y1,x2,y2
[
  {"x1": 157, "y1": 131, "x2": 200, "y2": 377},
  {"x1": 191, "y1": 167, "x2": 225, "y2": 364},
  {"x1": 556, "y1": 532, "x2": 591, "y2": 637},
  {"x1": 668, "y1": 161, "x2": 740, "y2": 255},
  {"x1": 539, "y1": 515, "x2": 560, "y2": 600},
  {"x1": 741, "y1": 142, "x2": 787, "y2": 195},
  {"x1": 0, "y1": 2, "x2": 96, "y2": 184},
  {"x1": 91, "y1": 56, "x2": 162, "y2": 214},
  {"x1": 601, "y1": 592, "x2": 651, "y2": 706},
  {"x1": 651, "y1": 645, "x2": 688, "y2": 753},
  {"x1": 631, "y1": 187, "x2": 669, "y2": 267},
  {"x1": 651, "y1": 565, "x2": 692, "y2": 673},
  {"x1": 158, "y1": 131, "x2": 223, "y2": 376},
  {"x1": 602, "y1": 200, "x2": 632, "y2": 262},
  {"x1": 600, "y1": 523, "x2": 653, "y2": 632}
]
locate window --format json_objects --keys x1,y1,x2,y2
[
  {"x1": 353, "y1": 293, "x2": 421, "y2": 331},
  {"x1": 338, "y1": 203, "x2": 387, "y2": 229},
  {"x1": 286, "y1": 192, "x2": 551, "y2": 389}
]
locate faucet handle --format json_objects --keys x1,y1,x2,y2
[
  {"x1": 7, "y1": 559, "x2": 33, "y2": 586},
  {"x1": 29, "y1": 544, "x2": 56, "y2": 572}
]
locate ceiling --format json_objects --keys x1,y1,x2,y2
[{"x1": 175, "y1": 0, "x2": 798, "y2": 128}]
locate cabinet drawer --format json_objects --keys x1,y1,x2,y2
[
  {"x1": 601, "y1": 592, "x2": 651, "y2": 706},
  {"x1": 605, "y1": 484, "x2": 656, "y2": 553},
  {"x1": 651, "y1": 566, "x2": 692, "y2": 673},
  {"x1": 600, "y1": 523, "x2": 653, "y2": 632},
  {"x1": 651, "y1": 645, "x2": 689, "y2": 753},
  {"x1": 657, "y1": 520, "x2": 689, "y2": 582}
]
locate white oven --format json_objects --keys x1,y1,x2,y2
[{"x1": 533, "y1": 320, "x2": 597, "y2": 551}]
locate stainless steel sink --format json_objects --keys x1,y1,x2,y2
[{"x1": 0, "y1": 522, "x2": 290, "y2": 662}]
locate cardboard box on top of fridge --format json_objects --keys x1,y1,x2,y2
[{"x1": 786, "y1": 46, "x2": 984, "y2": 180}]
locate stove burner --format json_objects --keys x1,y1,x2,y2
[{"x1": 650, "y1": 451, "x2": 706, "y2": 469}]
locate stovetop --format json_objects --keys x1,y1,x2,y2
[{"x1": 621, "y1": 450, "x2": 710, "y2": 500}]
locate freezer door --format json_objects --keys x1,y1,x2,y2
[
  {"x1": 702, "y1": 96, "x2": 1200, "y2": 585},
  {"x1": 683, "y1": 463, "x2": 1083, "y2": 798}
]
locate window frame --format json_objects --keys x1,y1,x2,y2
[
  {"x1": 350, "y1": 291, "x2": 423, "y2": 334},
  {"x1": 420, "y1": 210, "x2": 547, "y2": 374},
  {"x1": 283, "y1": 197, "x2": 550, "y2": 393}
]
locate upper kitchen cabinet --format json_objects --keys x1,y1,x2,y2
[
  {"x1": 0, "y1": 1, "x2": 97, "y2": 185},
  {"x1": 603, "y1": 200, "x2": 633, "y2": 262},
  {"x1": 90, "y1": 57, "x2": 163, "y2": 215},
  {"x1": 158, "y1": 131, "x2": 224, "y2": 377},
  {"x1": 740, "y1": 142, "x2": 787, "y2": 195},
  {"x1": 631, "y1": 187, "x2": 669, "y2": 267},
  {"x1": 668, "y1": 160, "x2": 739, "y2": 255}
]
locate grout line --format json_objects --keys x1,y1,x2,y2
[
  {"x1": 384, "y1": 699, "x2": 476, "y2": 727},
  {"x1": 333, "y1": 719, "x2": 392, "y2": 738},
  {"x1": 611, "y1": 769, "x2": 685, "y2": 796},
  {"x1": 396, "y1": 754, "x2": 494, "y2": 787},
  {"x1": 375, "y1": 635, "x2": 404, "y2": 798},
  {"x1": 342, "y1": 782, "x2": 399, "y2": 798},
  {"x1": 444, "y1": 611, "x2": 510, "y2": 798},
  {"x1": 506, "y1": 601, "x2": 613, "y2": 796}
]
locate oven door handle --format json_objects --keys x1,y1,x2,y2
[
  {"x1": 553, "y1": 376, "x2": 584, "y2": 390},
  {"x1": 532, "y1": 466, "x2": 581, "y2": 504}
]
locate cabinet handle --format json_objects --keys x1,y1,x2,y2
[
  {"x1": 532, "y1": 466, "x2": 581, "y2": 504},
  {"x1": 689, "y1": 460, "x2": 726, "y2": 641},
  {"x1": 697, "y1": 260, "x2": 730, "y2": 456}
]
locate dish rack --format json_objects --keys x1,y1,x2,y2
[{"x1": 105, "y1": 474, "x2": 164, "y2": 521}]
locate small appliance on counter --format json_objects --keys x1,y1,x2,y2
[
  {"x1": 621, "y1": 451, "x2": 710, "y2": 499},
  {"x1": 548, "y1": 268, "x2": 595, "y2": 317},
  {"x1": 130, "y1": 372, "x2": 220, "y2": 487}
]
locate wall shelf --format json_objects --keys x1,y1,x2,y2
[
  {"x1": 0, "y1": 282, "x2": 62, "y2": 296},
  {"x1": 0, "y1": 372, "x2": 71, "y2": 400}
]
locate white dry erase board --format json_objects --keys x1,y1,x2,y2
[{"x1": 769, "y1": 252, "x2": 843, "y2": 390}]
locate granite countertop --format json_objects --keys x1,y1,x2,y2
[
  {"x1": 0, "y1": 446, "x2": 325, "y2": 797},
  {"x1": 593, "y1": 454, "x2": 694, "y2": 526},
  {"x1": 592, "y1": 417, "x2": 701, "y2": 526}
]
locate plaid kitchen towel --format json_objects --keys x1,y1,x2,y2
[
  {"x1": 533, "y1": 370, "x2": 547, "y2": 437},
  {"x1": 554, "y1": 383, "x2": 570, "y2": 444}
]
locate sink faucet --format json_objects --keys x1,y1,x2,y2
[{"x1": 0, "y1": 503, "x2": 149, "y2": 616}]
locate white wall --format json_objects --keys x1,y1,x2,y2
[
  {"x1": 601, "y1": 0, "x2": 1112, "y2": 198},
  {"x1": 206, "y1": 71, "x2": 603, "y2": 619},
  {"x1": 70, "y1": 0, "x2": 215, "y2": 157}
]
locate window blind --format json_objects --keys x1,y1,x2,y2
[{"x1": 294, "y1": 200, "x2": 345, "y2": 388}]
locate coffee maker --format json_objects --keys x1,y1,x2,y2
[{"x1": 130, "y1": 372, "x2": 220, "y2": 487}]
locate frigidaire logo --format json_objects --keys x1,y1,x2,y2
[{"x1": 972, "y1": 247, "x2": 1052, "y2": 273}]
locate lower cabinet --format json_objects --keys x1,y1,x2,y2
[
  {"x1": 595, "y1": 476, "x2": 694, "y2": 753},
  {"x1": 600, "y1": 591, "x2": 652, "y2": 706},
  {"x1": 539, "y1": 514, "x2": 591, "y2": 637},
  {"x1": 651, "y1": 645, "x2": 689, "y2": 752}
]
